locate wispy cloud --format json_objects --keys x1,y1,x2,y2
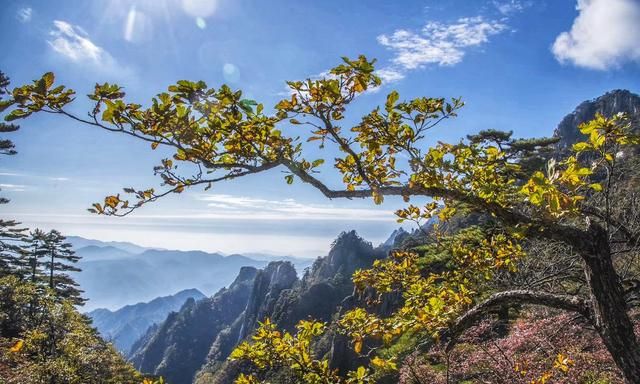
[
  {"x1": 375, "y1": 68, "x2": 406, "y2": 83},
  {"x1": 492, "y1": 0, "x2": 532, "y2": 15},
  {"x1": 376, "y1": 16, "x2": 508, "y2": 83},
  {"x1": 277, "y1": 14, "x2": 508, "y2": 89},
  {"x1": 48, "y1": 21, "x2": 106, "y2": 63},
  {"x1": 197, "y1": 194, "x2": 395, "y2": 221},
  {"x1": 0, "y1": 171, "x2": 70, "y2": 182},
  {"x1": 552, "y1": 0, "x2": 640, "y2": 70},
  {"x1": 0, "y1": 183, "x2": 27, "y2": 192},
  {"x1": 47, "y1": 20, "x2": 132, "y2": 78},
  {"x1": 16, "y1": 7, "x2": 32, "y2": 23},
  {"x1": 0, "y1": 172, "x2": 26, "y2": 177}
]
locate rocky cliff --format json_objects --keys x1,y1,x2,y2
[
  {"x1": 553, "y1": 89, "x2": 640, "y2": 150},
  {"x1": 128, "y1": 231, "x2": 385, "y2": 384},
  {"x1": 128, "y1": 266, "x2": 259, "y2": 384},
  {"x1": 194, "y1": 231, "x2": 387, "y2": 384},
  {"x1": 88, "y1": 288, "x2": 205, "y2": 355}
]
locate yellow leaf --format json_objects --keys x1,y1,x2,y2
[
  {"x1": 10, "y1": 339, "x2": 24, "y2": 353},
  {"x1": 104, "y1": 195, "x2": 120, "y2": 209},
  {"x1": 572, "y1": 142, "x2": 590, "y2": 152},
  {"x1": 353, "y1": 339, "x2": 363, "y2": 354}
]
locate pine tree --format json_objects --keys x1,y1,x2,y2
[
  {"x1": 25, "y1": 229, "x2": 48, "y2": 284},
  {"x1": 0, "y1": 219, "x2": 29, "y2": 277},
  {"x1": 0, "y1": 72, "x2": 28, "y2": 277},
  {"x1": 41, "y1": 230, "x2": 85, "y2": 306},
  {"x1": 0, "y1": 71, "x2": 19, "y2": 159}
]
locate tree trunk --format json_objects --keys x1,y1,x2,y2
[
  {"x1": 492, "y1": 305, "x2": 510, "y2": 338},
  {"x1": 584, "y1": 223, "x2": 640, "y2": 384},
  {"x1": 49, "y1": 250, "x2": 54, "y2": 290}
]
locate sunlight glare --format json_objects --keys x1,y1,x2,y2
[
  {"x1": 222, "y1": 63, "x2": 240, "y2": 83},
  {"x1": 123, "y1": 4, "x2": 153, "y2": 43},
  {"x1": 182, "y1": 0, "x2": 218, "y2": 18}
]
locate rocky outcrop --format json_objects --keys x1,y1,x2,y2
[
  {"x1": 312, "y1": 230, "x2": 382, "y2": 282},
  {"x1": 88, "y1": 288, "x2": 205, "y2": 355},
  {"x1": 195, "y1": 231, "x2": 386, "y2": 384},
  {"x1": 381, "y1": 228, "x2": 409, "y2": 249},
  {"x1": 237, "y1": 262, "x2": 298, "y2": 340},
  {"x1": 553, "y1": 89, "x2": 640, "y2": 150},
  {"x1": 127, "y1": 231, "x2": 391, "y2": 384},
  {"x1": 129, "y1": 267, "x2": 258, "y2": 384}
]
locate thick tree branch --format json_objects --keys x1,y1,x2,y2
[
  {"x1": 282, "y1": 158, "x2": 591, "y2": 253},
  {"x1": 443, "y1": 289, "x2": 591, "y2": 352},
  {"x1": 581, "y1": 205, "x2": 640, "y2": 247}
]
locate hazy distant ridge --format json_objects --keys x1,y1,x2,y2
[
  {"x1": 71, "y1": 237, "x2": 313, "y2": 311},
  {"x1": 88, "y1": 288, "x2": 206, "y2": 355}
]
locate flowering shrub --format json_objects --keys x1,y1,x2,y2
[{"x1": 399, "y1": 310, "x2": 639, "y2": 383}]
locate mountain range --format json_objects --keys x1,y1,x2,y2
[
  {"x1": 69, "y1": 237, "x2": 314, "y2": 311},
  {"x1": 128, "y1": 230, "x2": 388, "y2": 384},
  {"x1": 88, "y1": 288, "x2": 206, "y2": 355}
]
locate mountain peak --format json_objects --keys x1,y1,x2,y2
[
  {"x1": 382, "y1": 228, "x2": 409, "y2": 248},
  {"x1": 309, "y1": 231, "x2": 381, "y2": 281},
  {"x1": 553, "y1": 89, "x2": 640, "y2": 150}
]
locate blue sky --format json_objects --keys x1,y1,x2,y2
[{"x1": 1, "y1": 0, "x2": 639, "y2": 256}]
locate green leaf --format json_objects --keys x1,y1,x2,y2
[
  {"x1": 0, "y1": 99, "x2": 14, "y2": 113},
  {"x1": 385, "y1": 91, "x2": 399, "y2": 111},
  {"x1": 42, "y1": 72, "x2": 55, "y2": 89},
  {"x1": 4, "y1": 109, "x2": 30, "y2": 121},
  {"x1": 572, "y1": 142, "x2": 590, "y2": 152},
  {"x1": 589, "y1": 183, "x2": 603, "y2": 192}
]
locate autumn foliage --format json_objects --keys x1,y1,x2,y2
[{"x1": 4, "y1": 56, "x2": 640, "y2": 383}]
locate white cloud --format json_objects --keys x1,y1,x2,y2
[
  {"x1": 0, "y1": 183, "x2": 27, "y2": 192},
  {"x1": 375, "y1": 68, "x2": 406, "y2": 83},
  {"x1": 376, "y1": 16, "x2": 507, "y2": 83},
  {"x1": 0, "y1": 171, "x2": 69, "y2": 182},
  {"x1": 47, "y1": 20, "x2": 137, "y2": 80},
  {"x1": 48, "y1": 20, "x2": 108, "y2": 63},
  {"x1": 197, "y1": 194, "x2": 395, "y2": 221},
  {"x1": 16, "y1": 7, "x2": 32, "y2": 23},
  {"x1": 552, "y1": 0, "x2": 640, "y2": 70},
  {"x1": 0, "y1": 172, "x2": 26, "y2": 177},
  {"x1": 493, "y1": 0, "x2": 531, "y2": 15}
]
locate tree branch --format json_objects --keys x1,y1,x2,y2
[
  {"x1": 581, "y1": 205, "x2": 640, "y2": 247},
  {"x1": 443, "y1": 289, "x2": 591, "y2": 352}
]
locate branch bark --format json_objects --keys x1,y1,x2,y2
[{"x1": 443, "y1": 290, "x2": 591, "y2": 352}]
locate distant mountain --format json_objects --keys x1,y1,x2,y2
[
  {"x1": 128, "y1": 230, "x2": 387, "y2": 384},
  {"x1": 75, "y1": 245, "x2": 134, "y2": 261},
  {"x1": 129, "y1": 266, "x2": 262, "y2": 384},
  {"x1": 67, "y1": 236, "x2": 153, "y2": 254},
  {"x1": 554, "y1": 89, "x2": 640, "y2": 150},
  {"x1": 235, "y1": 252, "x2": 316, "y2": 267},
  {"x1": 381, "y1": 227, "x2": 409, "y2": 248},
  {"x1": 88, "y1": 289, "x2": 206, "y2": 355},
  {"x1": 68, "y1": 237, "x2": 313, "y2": 311},
  {"x1": 74, "y1": 248, "x2": 267, "y2": 311}
]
